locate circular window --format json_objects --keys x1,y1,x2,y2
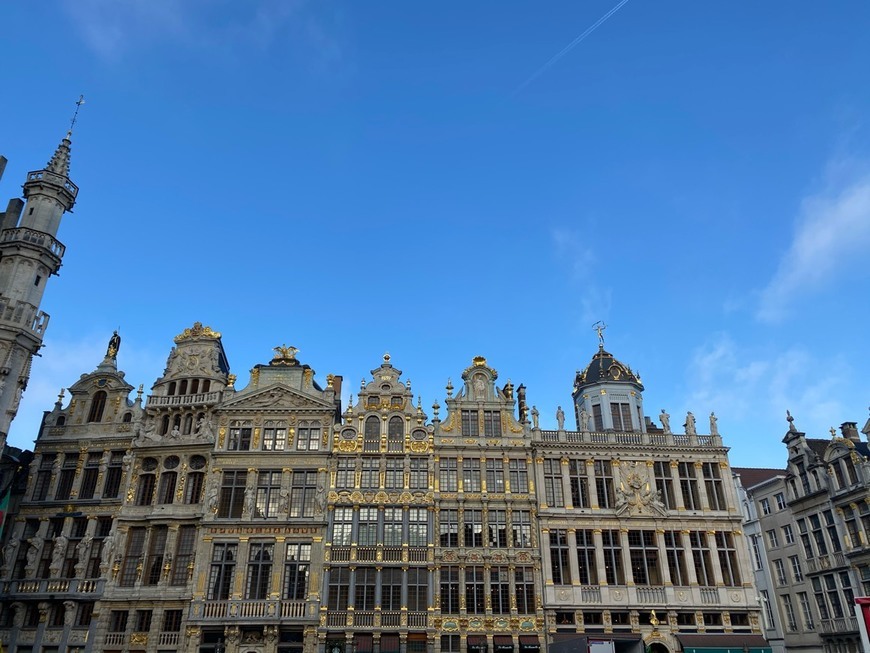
[
  {"x1": 141, "y1": 457, "x2": 158, "y2": 471},
  {"x1": 412, "y1": 428, "x2": 427, "y2": 441},
  {"x1": 189, "y1": 455, "x2": 207, "y2": 470},
  {"x1": 164, "y1": 455, "x2": 180, "y2": 470},
  {"x1": 341, "y1": 428, "x2": 356, "y2": 440}
]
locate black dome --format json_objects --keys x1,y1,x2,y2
[{"x1": 574, "y1": 346, "x2": 643, "y2": 392}]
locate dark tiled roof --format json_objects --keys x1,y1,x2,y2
[
  {"x1": 733, "y1": 467, "x2": 784, "y2": 488},
  {"x1": 805, "y1": 438, "x2": 829, "y2": 460}
]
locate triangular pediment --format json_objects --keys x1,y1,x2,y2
[{"x1": 221, "y1": 384, "x2": 333, "y2": 411}]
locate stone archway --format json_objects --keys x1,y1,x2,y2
[{"x1": 648, "y1": 642, "x2": 670, "y2": 653}]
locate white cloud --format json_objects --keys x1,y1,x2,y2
[
  {"x1": 551, "y1": 228, "x2": 609, "y2": 324},
  {"x1": 683, "y1": 333, "x2": 848, "y2": 439},
  {"x1": 758, "y1": 164, "x2": 870, "y2": 322}
]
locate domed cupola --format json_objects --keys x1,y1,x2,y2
[{"x1": 571, "y1": 342, "x2": 645, "y2": 433}]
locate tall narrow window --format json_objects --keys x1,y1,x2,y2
[
  {"x1": 358, "y1": 507, "x2": 378, "y2": 546},
  {"x1": 257, "y1": 470, "x2": 282, "y2": 518},
  {"x1": 610, "y1": 402, "x2": 633, "y2": 431},
  {"x1": 207, "y1": 543, "x2": 237, "y2": 600},
  {"x1": 290, "y1": 470, "x2": 317, "y2": 517},
  {"x1": 465, "y1": 566, "x2": 486, "y2": 613},
  {"x1": 136, "y1": 474, "x2": 156, "y2": 506},
  {"x1": 409, "y1": 457, "x2": 428, "y2": 490},
  {"x1": 55, "y1": 453, "x2": 79, "y2": 501},
  {"x1": 678, "y1": 463, "x2": 701, "y2": 510},
  {"x1": 664, "y1": 531, "x2": 688, "y2": 585},
  {"x1": 283, "y1": 543, "x2": 311, "y2": 600},
  {"x1": 702, "y1": 463, "x2": 726, "y2": 510},
  {"x1": 87, "y1": 391, "x2": 107, "y2": 423},
  {"x1": 512, "y1": 510, "x2": 531, "y2": 548},
  {"x1": 509, "y1": 459, "x2": 529, "y2": 493},
  {"x1": 144, "y1": 526, "x2": 168, "y2": 586},
  {"x1": 543, "y1": 459, "x2": 564, "y2": 507},
  {"x1": 245, "y1": 542, "x2": 274, "y2": 599},
  {"x1": 262, "y1": 421, "x2": 287, "y2": 451},
  {"x1": 569, "y1": 460, "x2": 589, "y2": 507},
  {"x1": 463, "y1": 459, "x2": 482, "y2": 492},
  {"x1": 440, "y1": 509, "x2": 459, "y2": 547},
  {"x1": 550, "y1": 529, "x2": 571, "y2": 585},
  {"x1": 601, "y1": 530, "x2": 624, "y2": 584},
  {"x1": 409, "y1": 507, "x2": 428, "y2": 546},
  {"x1": 716, "y1": 532, "x2": 740, "y2": 586},
  {"x1": 387, "y1": 416, "x2": 404, "y2": 452},
  {"x1": 217, "y1": 470, "x2": 247, "y2": 518},
  {"x1": 327, "y1": 567, "x2": 350, "y2": 610},
  {"x1": 120, "y1": 527, "x2": 146, "y2": 587},
  {"x1": 440, "y1": 566, "x2": 460, "y2": 613},
  {"x1": 486, "y1": 459, "x2": 505, "y2": 493},
  {"x1": 79, "y1": 452, "x2": 101, "y2": 500},
  {"x1": 385, "y1": 458, "x2": 403, "y2": 490},
  {"x1": 594, "y1": 460, "x2": 615, "y2": 508},
  {"x1": 487, "y1": 510, "x2": 507, "y2": 548},
  {"x1": 382, "y1": 567, "x2": 402, "y2": 611},
  {"x1": 355, "y1": 567, "x2": 376, "y2": 610},
  {"x1": 690, "y1": 532, "x2": 714, "y2": 586},
  {"x1": 461, "y1": 410, "x2": 479, "y2": 436},
  {"x1": 384, "y1": 507, "x2": 403, "y2": 546},
  {"x1": 515, "y1": 567, "x2": 536, "y2": 613},
  {"x1": 592, "y1": 404, "x2": 604, "y2": 431},
  {"x1": 364, "y1": 416, "x2": 380, "y2": 452},
  {"x1": 463, "y1": 509, "x2": 483, "y2": 547},
  {"x1": 360, "y1": 458, "x2": 379, "y2": 489},
  {"x1": 407, "y1": 567, "x2": 428, "y2": 611},
  {"x1": 171, "y1": 526, "x2": 196, "y2": 586},
  {"x1": 440, "y1": 458, "x2": 458, "y2": 492},
  {"x1": 575, "y1": 530, "x2": 597, "y2": 584},
  {"x1": 653, "y1": 461, "x2": 676, "y2": 509},
  {"x1": 103, "y1": 451, "x2": 124, "y2": 498},
  {"x1": 32, "y1": 454, "x2": 55, "y2": 501},
  {"x1": 332, "y1": 508, "x2": 353, "y2": 545},
  {"x1": 157, "y1": 471, "x2": 177, "y2": 504},
  {"x1": 336, "y1": 458, "x2": 355, "y2": 489},
  {"x1": 228, "y1": 421, "x2": 252, "y2": 451},
  {"x1": 628, "y1": 530, "x2": 660, "y2": 585},
  {"x1": 490, "y1": 567, "x2": 511, "y2": 613},
  {"x1": 297, "y1": 421, "x2": 321, "y2": 451},
  {"x1": 483, "y1": 411, "x2": 501, "y2": 437}
]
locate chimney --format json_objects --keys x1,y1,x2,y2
[
  {"x1": 840, "y1": 422, "x2": 860, "y2": 442},
  {"x1": 332, "y1": 375, "x2": 343, "y2": 398}
]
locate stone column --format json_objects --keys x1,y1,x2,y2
[
  {"x1": 587, "y1": 461, "x2": 598, "y2": 509},
  {"x1": 566, "y1": 528, "x2": 580, "y2": 586},
  {"x1": 671, "y1": 462, "x2": 686, "y2": 510},
  {"x1": 655, "y1": 530, "x2": 672, "y2": 586},
  {"x1": 540, "y1": 530, "x2": 553, "y2": 586},
  {"x1": 706, "y1": 531, "x2": 725, "y2": 586},
  {"x1": 680, "y1": 531, "x2": 698, "y2": 585},
  {"x1": 592, "y1": 529, "x2": 608, "y2": 585},
  {"x1": 695, "y1": 462, "x2": 710, "y2": 511},
  {"x1": 618, "y1": 529, "x2": 632, "y2": 585},
  {"x1": 561, "y1": 459, "x2": 573, "y2": 509}
]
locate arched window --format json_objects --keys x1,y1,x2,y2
[
  {"x1": 183, "y1": 414, "x2": 193, "y2": 435},
  {"x1": 87, "y1": 391, "x2": 107, "y2": 423},
  {"x1": 190, "y1": 379, "x2": 199, "y2": 394},
  {"x1": 202, "y1": 380, "x2": 211, "y2": 392},
  {"x1": 137, "y1": 475, "x2": 156, "y2": 505},
  {"x1": 158, "y1": 472, "x2": 177, "y2": 504},
  {"x1": 168, "y1": 382, "x2": 177, "y2": 396},
  {"x1": 55, "y1": 415, "x2": 66, "y2": 426},
  {"x1": 388, "y1": 416, "x2": 404, "y2": 452},
  {"x1": 179, "y1": 380, "x2": 188, "y2": 395},
  {"x1": 364, "y1": 416, "x2": 380, "y2": 452},
  {"x1": 122, "y1": 412, "x2": 132, "y2": 423},
  {"x1": 160, "y1": 415, "x2": 170, "y2": 436}
]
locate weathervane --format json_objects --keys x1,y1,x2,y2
[
  {"x1": 68, "y1": 94, "x2": 85, "y2": 137},
  {"x1": 592, "y1": 321, "x2": 607, "y2": 347}
]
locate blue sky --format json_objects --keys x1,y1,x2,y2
[{"x1": 2, "y1": 1, "x2": 869, "y2": 466}]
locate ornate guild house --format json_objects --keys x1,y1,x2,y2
[{"x1": 0, "y1": 133, "x2": 768, "y2": 653}]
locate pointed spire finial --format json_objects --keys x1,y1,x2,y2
[
  {"x1": 67, "y1": 95, "x2": 85, "y2": 140},
  {"x1": 786, "y1": 410, "x2": 797, "y2": 433}
]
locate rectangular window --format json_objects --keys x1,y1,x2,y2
[
  {"x1": 144, "y1": 525, "x2": 168, "y2": 585},
  {"x1": 809, "y1": 514, "x2": 829, "y2": 555},
  {"x1": 332, "y1": 508, "x2": 353, "y2": 545},
  {"x1": 576, "y1": 530, "x2": 598, "y2": 585},
  {"x1": 487, "y1": 510, "x2": 507, "y2": 548},
  {"x1": 463, "y1": 459, "x2": 482, "y2": 492},
  {"x1": 485, "y1": 459, "x2": 505, "y2": 493},
  {"x1": 569, "y1": 459, "x2": 590, "y2": 508},
  {"x1": 120, "y1": 527, "x2": 146, "y2": 587},
  {"x1": 783, "y1": 524, "x2": 795, "y2": 545},
  {"x1": 186, "y1": 471, "x2": 205, "y2": 504},
  {"x1": 767, "y1": 529, "x2": 779, "y2": 548},
  {"x1": 407, "y1": 567, "x2": 428, "y2": 611},
  {"x1": 355, "y1": 567, "x2": 376, "y2": 611},
  {"x1": 789, "y1": 555, "x2": 804, "y2": 582},
  {"x1": 103, "y1": 451, "x2": 124, "y2": 498},
  {"x1": 760, "y1": 498, "x2": 771, "y2": 515},
  {"x1": 135, "y1": 609, "x2": 152, "y2": 632},
  {"x1": 610, "y1": 402, "x2": 633, "y2": 431},
  {"x1": 781, "y1": 594, "x2": 798, "y2": 632},
  {"x1": 79, "y1": 452, "x2": 102, "y2": 499},
  {"x1": 440, "y1": 509, "x2": 459, "y2": 547},
  {"x1": 162, "y1": 609, "x2": 183, "y2": 632},
  {"x1": 290, "y1": 470, "x2": 317, "y2": 518},
  {"x1": 171, "y1": 525, "x2": 196, "y2": 586},
  {"x1": 439, "y1": 458, "x2": 458, "y2": 492},
  {"x1": 483, "y1": 411, "x2": 501, "y2": 437},
  {"x1": 283, "y1": 543, "x2": 310, "y2": 600},
  {"x1": 228, "y1": 422, "x2": 252, "y2": 450},
  {"x1": 775, "y1": 492, "x2": 786, "y2": 510},
  {"x1": 690, "y1": 532, "x2": 714, "y2": 586},
  {"x1": 245, "y1": 542, "x2": 274, "y2": 599},
  {"x1": 665, "y1": 531, "x2": 688, "y2": 585},
  {"x1": 544, "y1": 459, "x2": 564, "y2": 507},
  {"x1": 461, "y1": 410, "x2": 479, "y2": 436},
  {"x1": 490, "y1": 566, "x2": 511, "y2": 613},
  {"x1": 463, "y1": 509, "x2": 483, "y2": 547},
  {"x1": 508, "y1": 459, "x2": 529, "y2": 493},
  {"x1": 157, "y1": 471, "x2": 177, "y2": 505},
  {"x1": 512, "y1": 510, "x2": 531, "y2": 548},
  {"x1": 136, "y1": 474, "x2": 156, "y2": 506},
  {"x1": 327, "y1": 567, "x2": 350, "y2": 610},
  {"x1": 32, "y1": 455, "x2": 54, "y2": 500},
  {"x1": 515, "y1": 567, "x2": 536, "y2": 613},
  {"x1": 336, "y1": 458, "x2": 354, "y2": 489},
  {"x1": 384, "y1": 507, "x2": 403, "y2": 546},
  {"x1": 55, "y1": 453, "x2": 79, "y2": 500},
  {"x1": 774, "y1": 559, "x2": 787, "y2": 586},
  {"x1": 382, "y1": 567, "x2": 402, "y2": 611},
  {"x1": 465, "y1": 566, "x2": 486, "y2": 614},
  {"x1": 628, "y1": 530, "x2": 661, "y2": 585},
  {"x1": 109, "y1": 610, "x2": 129, "y2": 632},
  {"x1": 409, "y1": 457, "x2": 428, "y2": 490},
  {"x1": 296, "y1": 422, "x2": 321, "y2": 451},
  {"x1": 360, "y1": 457, "x2": 379, "y2": 489},
  {"x1": 385, "y1": 458, "x2": 403, "y2": 490},
  {"x1": 601, "y1": 530, "x2": 624, "y2": 585},
  {"x1": 716, "y1": 531, "x2": 740, "y2": 586},
  {"x1": 678, "y1": 463, "x2": 701, "y2": 510},
  {"x1": 824, "y1": 510, "x2": 842, "y2": 553},
  {"x1": 702, "y1": 462, "x2": 726, "y2": 510},
  {"x1": 750, "y1": 535, "x2": 764, "y2": 570},
  {"x1": 548, "y1": 530, "x2": 578, "y2": 586},
  {"x1": 653, "y1": 461, "x2": 676, "y2": 510},
  {"x1": 262, "y1": 421, "x2": 287, "y2": 451},
  {"x1": 358, "y1": 507, "x2": 378, "y2": 546},
  {"x1": 761, "y1": 590, "x2": 776, "y2": 629},
  {"x1": 798, "y1": 591, "x2": 815, "y2": 630},
  {"x1": 208, "y1": 543, "x2": 237, "y2": 600},
  {"x1": 217, "y1": 470, "x2": 247, "y2": 518},
  {"x1": 441, "y1": 566, "x2": 460, "y2": 613},
  {"x1": 592, "y1": 404, "x2": 604, "y2": 431},
  {"x1": 409, "y1": 507, "x2": 428, "y2": 546},
  {"x1": 595, "y1": 460, "x2": 615, "y2": 509},
  {"x1": 256, "y1": 470, "x2": 282, "y2": 518}
]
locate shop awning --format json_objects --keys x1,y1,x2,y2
[
  {"x1": 354, "y1": 636, "x2": 372, "y2": 653},
  {"x1": 494, "y1": 636, "x2": 513, "y2": 651},
  {"x1": 676, "y1": 634, "x2": 772, "y2": 653},
  {"x1": 380, "y1": 635, "x2": 400, "y2": 653},
  {"x1": 468, "y1": 636, "x2": 488, "y2": 650},
  {"x1": 519, "y1": 636, "x2": 541, "y2": 650}
]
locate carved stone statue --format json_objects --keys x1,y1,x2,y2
[
  {"x1": 196, "y1": 416, "x2": 215, "y2": 442},
  {"x1": 684, "y1": 411, "x2": 696, "y2": 435},
  {"x1": 50, "y1": 533, "x2": 68, "y2": 573},
  {"x1": 531, "y1": 406, "x2": 540, "y2": 429},
  {"x1": 709, "y1": 412, "x2": 719, "y2": 436},
  {"x1": 25, "y1": 538, "x2": 40, "y2": 573},
  {"x1": 64, "y1": 600, "x2": 76, "y2": 626},
  {"x1": 660, "y1": 409, "x2": 671, "y2": 433},
  {"x1": 556, "y1": 406, "x2": 565, "y2": 431},
  {"x1": 279, "y1": 487, "x2": 290, "y2": 513},
  {"x1": 579, "y1": 408, "x2": 590, "y2": 431},
  {"x1": 101, "y1": 532, "x2": 116, "y2": 568},
  {"x1": 2, "y1": 538, "x2": 19, "y2": 571},
  {"x1": 206, "y1": 483, "x2": 220, "y2": 514},
  {"x1": 107, "y1": 330, "x2": 121, "y2": 357},
  {"x1": 244, "y1": 486, "x2": 257, "y2": 517}
]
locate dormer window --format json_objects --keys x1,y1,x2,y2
[
  {"x1": 87, "y1": 391, "x2": 107, "y2": 423},
  {"x1": 610, "y1": 402, "x2": 633, "y2": 432},
  {"x1": 461, "y1": 410, "x2": 479, "y2": 437}
]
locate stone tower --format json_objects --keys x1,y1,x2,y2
[{"x1": 0, "y1": 132, "x2": 78, "y2": 451}]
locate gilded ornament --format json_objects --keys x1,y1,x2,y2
[{"x1": 174, "y1": 322, "x2": 221, "y2": 343}]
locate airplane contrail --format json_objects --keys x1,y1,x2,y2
[{"x1": 513, "y1": 0, "x2": 632, "y2": 95}]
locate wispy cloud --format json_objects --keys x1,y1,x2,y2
[
  {"x1": 551, "y1": 227, "x2": 610, "y2": 324},
  {"x1": 683, "y1": 333, "x2": 847, "y2": 437},
  {"x1": 62, "y1": 0, "x2": 340, "y2": 64},
  {"x1": 758, "y1": 161, "x2": 870, "y2": 322}
]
